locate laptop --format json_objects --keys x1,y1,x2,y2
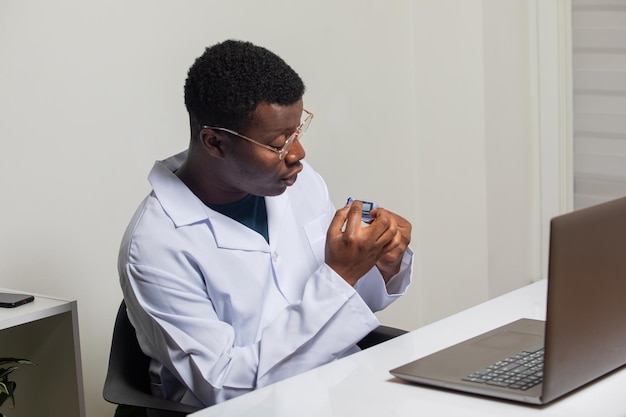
[{"x1": 390, "y1": 196, "x2": 626, "y2": 405}]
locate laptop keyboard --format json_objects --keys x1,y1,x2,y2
[{"x1": 462, "y1": 343, "x2": 544, "y2": 390}]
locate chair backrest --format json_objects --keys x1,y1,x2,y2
[
  {"x1": 103, "y1": 301, "x2": 199, "y2": 416},
  {"x1": 357, "y1": 325, "x2": 408, "y2": 350}
]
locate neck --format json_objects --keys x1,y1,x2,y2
[{"x1": 175, "y1": 151, "x2": 247, "y2": 205}]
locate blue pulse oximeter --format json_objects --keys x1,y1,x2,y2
[{"x1": 346, "y1": 197, "x2": 379, "y2": 223}]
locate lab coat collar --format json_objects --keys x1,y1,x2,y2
[
  {"x1": 149, "y1": 151, "x2": 208, "y2": 227},
  {"x1": 149, "y1": 151, "x2": 289, "y2": 252}
]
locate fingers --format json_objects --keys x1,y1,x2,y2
[
  {"x1": 368, "y1": 208, "x2": 397, "y2": 245},
  {"x1": 325, "y1": 201, "x2": 412, "y2": 286},
  {"x1": 344, "y1": 203, "x2": 396, "y2": 249},
  {"x1": 372, "y1": 209, "x2": 411, "y2": 245},
  {"x1": 326, "y1": 201, "x2": 392, "y2": 285},
  {"x1": 342, "y1": 200, "x2": 368, "y2": 235},
  {"x1": 372, "y1": 211, "x2": 412, "y2": 282},
  {"x1": 328, "y1": 200, "x2": 364, "y2": 236},
  {"x1": 328, "y1": 204, "x2": 350, "y2": 237}
]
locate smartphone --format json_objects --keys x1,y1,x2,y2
[
  {"x1": 346, "y1": 197, "x2": 379, "y2": 223},
  {"x1": 0, "y1": 292, "x2": 35, "y2": 308}
]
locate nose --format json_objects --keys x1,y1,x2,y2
[{"x1": 284, "y1": 137, "x2": 306, "y2": 163}]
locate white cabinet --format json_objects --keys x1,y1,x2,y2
[{"x1": 0, "y1": 291, "x2": 85, "y2": 417}]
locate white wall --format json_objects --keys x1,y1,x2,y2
[{"x1": 0, "y1": 1, "x2": 568, "y2": 415}]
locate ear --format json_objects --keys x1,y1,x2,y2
[{"x1": 199, "y1": 128, "x2": 226, "y2": 159}]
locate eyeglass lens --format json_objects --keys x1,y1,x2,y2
[{"x1": 280, "y1": 112, "x2": 312, "y2": 159}]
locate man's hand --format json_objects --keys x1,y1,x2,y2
[
  {"x1": 325, "y1": 201, "x2": 411, "y2": 286},
  {"x1": 371, "y1": 209, "x2": 412, "y2": 283}
]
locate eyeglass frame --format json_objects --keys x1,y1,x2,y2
[{"x1": 202, "y1": 109, "x2": 314, "y2": 160}]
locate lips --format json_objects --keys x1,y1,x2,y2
[{"x1": 281, "y1": 165, "x2": 303, "y2": 186}]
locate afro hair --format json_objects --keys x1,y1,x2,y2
[{"x1": 184, "y1": 40, "x2": 306, "y2": 133}]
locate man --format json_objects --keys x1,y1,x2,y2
[{"x1": 118, "y1": 39, "x2": 413, "y2": 408}]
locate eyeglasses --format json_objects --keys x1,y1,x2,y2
[{"x1": 203, "y1": 109, "x2": 314, "y2": 160}]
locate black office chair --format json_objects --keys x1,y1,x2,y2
[
  {"x1": 357, "y1": 324, "x2": 408, "y2": 350},
  {"x1": 103, "y1": 301, "x2": 200, "y2": 417},
  {"x1": 103, "y1": 301, "x2": 406, "y2": 416}
]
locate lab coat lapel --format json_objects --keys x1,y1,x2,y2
[
  {"x1": 265, "y1": 192, "x2": 313, "y2": 303},
  {"x1": 206, "y1": 209, "x2": 269, "y2": 252},
  {"x1": 265, "y1": 192, "x2": 289, "y2": 245},
  {"x1": 205, "y1": 193, "x2": 290, "y2": 251}
]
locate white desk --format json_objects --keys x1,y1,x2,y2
[
  {"x1": 190, "y1": 280, "x2": 626, "y2": 416},
  {"x1": 0, "y1": 290, "x2": 85, "y2": 417}
]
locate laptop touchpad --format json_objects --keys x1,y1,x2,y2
[{"x1": 471, "y1": 330, "x2": 542, "y2": 352}]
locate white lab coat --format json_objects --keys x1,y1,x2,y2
[{"x1": 118, "y1": 151, "x2": 413, "y2": 407}]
